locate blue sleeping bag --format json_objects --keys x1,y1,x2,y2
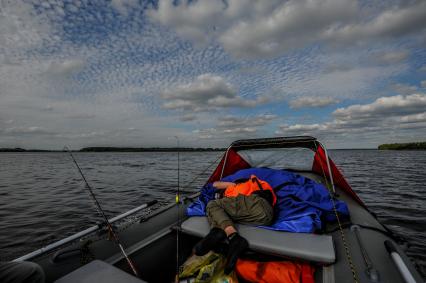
[{"x1": 186, "y1": 168, "x2": 349, "y2": 233}]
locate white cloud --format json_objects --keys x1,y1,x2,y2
[
  {"x1": 283, "y1": 65, "x2": 402, "y2": 99},
  {"x1": 333, "y1": 94, "x2": 426, "y2": 120},
  {"x1": 327, "y1": 2, "x2": 426, "y2": 43},
  {"x1": 1, "y1": 126, "x2": 52, "y2": 135},
  {"x1": 391, "y1": 83, "x2": 418, "y2": 95},
  {"x1": 149, "y1": 0, "x2": 426, "y2": 59},
  {"x1": 161, "y1": 74, "x2": 268, "y2": 111},
  {"x1": 111, "y1": 0, "x2": 139, "y2": 16},
  {"x1": 278, "y1": 123, "x2": 324, "y2": 132},
  {"x1": 149, "y1": 0, "x2": 357, "y2": 58},
  {"x1": 0, "y1": 1, "x2": 218, "y2": 149},
  {"x1": 147, "y1": 0, "x2": 226, "y2": 45},
  {"x1": 0, "y1": 1, "x2": 424, "y2": 149},
  {"x1": 277, "y1": 94, "x2": 426, "y2": 141},
  {"x1": 180, "y1": 114, "x2": 197, "y2": 122},
  {"x1": 65, "y1": 113, "x2": 96, "y2": 119},
  {"x1": 223, "y1": 127, "x2": 256, "y2": 134},
  {"x1": 46, "y1": 59, "x2": 86, "y2": 77},
  {"x1": 374, "y1": 50, "x2": 409, "y2": 64},
  {"x1": 193, "y1": 126, "x2": 257, "y2": 140},
  {"x1": 162, "y1": 74, "x2": 235, "y2": 101},
  {"x1": 0, "y1": 1, "x2": 56, "y2": 53},
  {"x1": 191, "y1": 114, "x2": 276, "y2": 140},
  {"x1": 396, "y1": 112, "x2": 426, "y2": 124},
  {"x1": 289, "y1": 97, "x2": 337, "y2": 109},
  {"x1": 219, "y1": 0, "x2": 357, "y2": 58},
  {"x1": 192, "y1": 128, "x2": 217, "y2": 139},
  {"x1": 217, "y1": 114, "x2": 276, "y2": 128}
]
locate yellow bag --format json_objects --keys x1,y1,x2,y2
[
  {"x1": 180, "y1": 251, "x2": 220, "y2": 278},
  {"x1": 209, "y1": 260, "x2": 238, "y2": 283},
  {"x1": 179, "y1": 252, "x2": 238, "y2": 283}
]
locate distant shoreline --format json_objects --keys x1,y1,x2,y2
[
  {"x1": 0, "y1": 147, "x2": 226, "y2": 152},
  {"x1": 378, "y1": 142, "x2": 426, "y2": 150},
  {"x1": 3, "y1": 144, "x2": 425, "y2": 152},
  {"x1": 1, "y1": 147, "x2": 380, "y2": 152},
  {"x1": 79, "y1": 147, "x2": 226, "y2": 152}
]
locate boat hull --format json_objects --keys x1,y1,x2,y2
[{"x1": 25, "y1": 171, "x2": 423, "y2": 283}]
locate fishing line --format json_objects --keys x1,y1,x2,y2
[
  {"x1": 181, "y1": 151, "x2": 224, "y2": 190},
  {"x1": 174, "y1": 137, "x2": 181, "y2": 283},
  {"x1": 64, "y1": 146, "x2": 140, "y2": 278},
  {"x1": 313, "y1": 141, "x2": 359, "y2": 283}
]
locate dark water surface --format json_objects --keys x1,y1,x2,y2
[{"x1": 0, "y1": 150, "x2": 425, "y2": 277}]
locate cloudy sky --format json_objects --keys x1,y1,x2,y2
[{"x1": 1, "y1": 0, "x2": 425, "y2": 149}]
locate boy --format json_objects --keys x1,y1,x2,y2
[{"x1": 194, "y1": 175, "x2": 276, "y2": 274}]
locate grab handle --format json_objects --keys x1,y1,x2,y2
[{"x1": 384, "y1": 240, "x2": 417, "y2": 283}]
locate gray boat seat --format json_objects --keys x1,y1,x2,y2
[
  {"x1": 181, "y1": 216, "x2": 335, "y2": 264},
  {"x1": 54, "y1": 260, "x2": 146, "y2": 283}
]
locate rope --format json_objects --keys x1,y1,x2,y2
[
  {"x1": 220, "y1": 146, "x2": 231, "y2": 179},
  {"x1": 181, "y1": 152, "x2": 224, "y2": 190},
  {"x1": 172, "y1": 139, "x2": 360, "y2": 282},
  {"x1": 314, "y1": 142, "x2": 359, "y2": 283}
]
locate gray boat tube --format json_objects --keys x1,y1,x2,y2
[
  {"x1": 13, "y1": 200, "x2": 157, "y2": 262},
  {"x1": 384, "y1": 240, "x2": 418, "y2": 283},
  {"x1": 351, "y1": 225, "x2": 380, "y2": 282}
]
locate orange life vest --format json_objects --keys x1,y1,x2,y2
[
  {"x1": 224, "y1": 175, "x2": 277, "y2": 206},
  {"x1": 236, "y1": 259, "x2": 315, "y2": 283}
]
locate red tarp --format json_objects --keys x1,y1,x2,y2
[
  {"x1": 312, "y1": 146, "x2": 365, "y2": 207},
  {"x1": 206, "y1": 145, "x2": 365, "y2": 207},
  {"x1": 206, "y1": 148, "x2": 251, "y2": 184}
]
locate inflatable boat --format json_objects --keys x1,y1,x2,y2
[{"x1": 13, "y1": 136, "x2": 423, "y2": 283}]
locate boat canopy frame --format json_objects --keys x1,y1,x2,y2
[
  {"x1": 230, "y1": 136, "x2": 318, "y2": 151},
  {"x1": 207, "y1": 136, "x2": 365, "y2": 207}
]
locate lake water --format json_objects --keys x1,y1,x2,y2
[{"x1": 0, "y1": 150, "x2": 425, "y2": 278}]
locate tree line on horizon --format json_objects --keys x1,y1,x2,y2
[
  {"x1": 378, "y1": 142, "x2": 426, "y2": 150},
  {"x1": 2, "y1": 142, "x2": 426, "y2": 152},
  {"x1": 0, "y1": 146, "x2": 226, "y2": 152}
]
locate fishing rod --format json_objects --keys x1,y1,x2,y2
[
  {"x1": 64, "y1": 147, "x2": 140, "y2": 277},
  {"x1": 174, "y1": 136, "x2": 181, "y2": 283}
]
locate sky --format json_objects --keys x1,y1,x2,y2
[{"x1": 0, "y1": 0, "x2": 425, "y2": 149}]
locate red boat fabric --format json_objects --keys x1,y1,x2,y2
[
  {"x1": 235, "y1": 259, "x2": 315, "y2": 283},
  {"x1": 205, "y1": 142, "x2": 363, "y2": 207},
  {"x1": 312, "y1": 146, "x2": 365, "y2": 207},
  {"x1": 206, "y1": 148, "x2": 251, "y2": 184}
]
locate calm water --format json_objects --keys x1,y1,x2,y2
[{"x1": 0, "y1": 150, "x2": 425, "y2": 277}]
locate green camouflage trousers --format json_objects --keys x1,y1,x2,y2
[{"x1": 206, "y1": 194, "x2": 274, "y2": 230}]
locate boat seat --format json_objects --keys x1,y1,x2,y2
[
  {"x1": 54, "y1": 260, "x2": 146, "y2": 283},
  {"x1": 181, "y1": 217, "x2": 335, "y2": 264}
]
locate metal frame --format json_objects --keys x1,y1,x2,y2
[
  {"x1": 13, "y1": 201, "x2": 157, "y2": 262},
  {"x1": 230, "y1": 136, "x2": 317, "y2": 151}
]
